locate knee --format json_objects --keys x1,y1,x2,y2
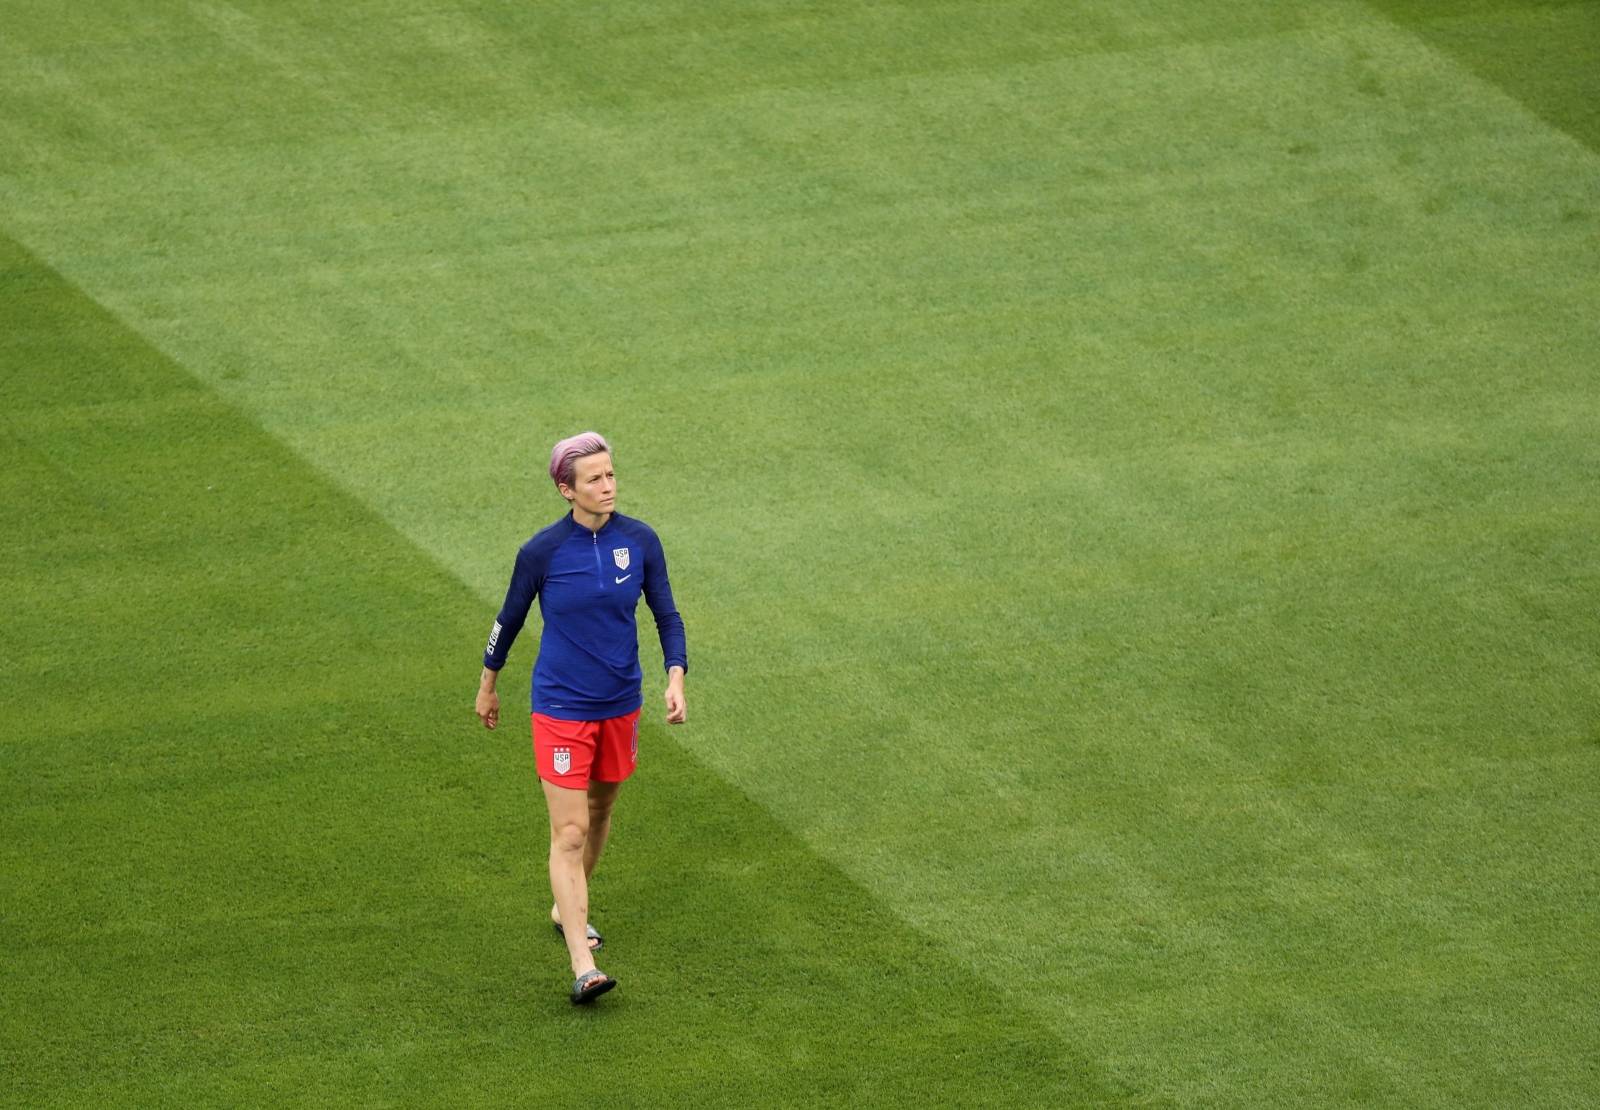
[{"x1": 551, "y1": 819, "x2": 588, "y2": 855}]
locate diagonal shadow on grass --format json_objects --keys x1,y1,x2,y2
[
  {"x1": 0, "y1": 231, "x2": 1140, "y2": 1106},
  {"x1": 1364, "y1": 0, "x2": 1600, "y2": 154}
]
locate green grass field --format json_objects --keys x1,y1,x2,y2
[{"x1": 3, "y1": 2, "x2": 1598, "y2": 1105}]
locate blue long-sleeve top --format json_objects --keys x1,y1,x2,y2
[{"x1": 484, "y1": 511, "x2": 688, "y2": 721}]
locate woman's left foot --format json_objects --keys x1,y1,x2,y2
[{"x1": 571, "y1": 969, "x2": 617, "y2": 1005}]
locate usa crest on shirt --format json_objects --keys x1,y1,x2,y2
[{"x1": 613, "y1": 548, "x2": 630, "y2": 570}]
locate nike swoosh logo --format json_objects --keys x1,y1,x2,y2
[{"x1": 614, "y1": 575, "x2": 631, "y2": 584}]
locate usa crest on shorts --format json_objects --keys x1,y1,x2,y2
[
  {"x1": 553, "y1": 747, "x2": 572, "y2": 775},
  {"x1": 612, "y1": 548, "x2": 630, "y2": 570}
]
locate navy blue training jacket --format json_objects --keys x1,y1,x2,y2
[{"x1": 484, "y1": 511, "x2": 688, "y2": 721}]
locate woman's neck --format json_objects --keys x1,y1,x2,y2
[{"x1": 572, "y1": 506, "x2": 611, "y2": 533}]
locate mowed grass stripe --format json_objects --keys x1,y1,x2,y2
[
  {"x1": 0, "y1": 233, "x2": 1119, "y2": 1107},
  {"x1": 1365, "y1": 0, "x2": 1600, "y2": 153}
]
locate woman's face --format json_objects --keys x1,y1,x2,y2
[{"x1": 562, "y1": 452, "x2": 616, "y2": 516}]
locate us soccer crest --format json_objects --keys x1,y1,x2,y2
[
  {"x1": 612, "y1": 548, "x2": 630, "y2": 570},
  {"x1": 553, "y1": 747, "x2": 572, "y2": 775}
]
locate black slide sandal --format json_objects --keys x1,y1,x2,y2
[
  {"x1": 571, "y1": 969, "x2": 617, "y2": 1005},
  {"x1": 553, "y1": 921, "x2": 604, "y2": 952}
]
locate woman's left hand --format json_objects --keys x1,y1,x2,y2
[{"x1": 664, "y1": 668, "x2": 686, "y2": 725}]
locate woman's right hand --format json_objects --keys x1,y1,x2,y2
[
  {"x1": 476, "y1": 666, "x2": 501, "y2": 730},
  {"x1": 475, "y1": 687, "x2": 500, "y2": 730}
]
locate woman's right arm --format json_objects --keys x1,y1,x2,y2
[
  {"x1": 475, "y1": 666, "x2": 501, "y2": 730},
  {"x1": 475, "y1": 545, "x2": 540, "y2": 730}
]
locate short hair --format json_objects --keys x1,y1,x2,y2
[{"x1": 549, "y1": 431, "x2": 611, "y2": 491}]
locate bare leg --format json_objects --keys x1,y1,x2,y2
[
  {"x1": 552, "y1": 780, "x2": 623, "y2": 946},
  {"x1": 542, "y1": 779, "x2": 596, "y2": 978},
  {"x1": 584, "y1": 779, "x2": 623, "y2": 879}
]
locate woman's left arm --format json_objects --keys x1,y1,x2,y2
[
  {"x1": 642, "y1": 532, "x2": 688, "y2": 724},
  {"x1": 664, "y1": 665, "x2": 686, "y2": 725}
]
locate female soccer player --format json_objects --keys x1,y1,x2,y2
[{"x1": 474, "y1": 432, "x2": 687, "y2": 1005}]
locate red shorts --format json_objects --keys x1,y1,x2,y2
[{"x1": 531, "y1": 709, "x2": 641, "y2": 789}]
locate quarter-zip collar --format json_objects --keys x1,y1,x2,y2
[{"x1": 566, "y1": 509, "x2": 614, "y2": 536}]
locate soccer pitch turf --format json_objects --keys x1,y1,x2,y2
[{"x1": 3, "y1": 2, "x2": 1598, "y2": 1105}]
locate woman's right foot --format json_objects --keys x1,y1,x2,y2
[{"x1": 552, "y1": 918, "x2": 603, "y2": 952}]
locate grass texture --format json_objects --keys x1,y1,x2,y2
[
  {"x1": 0, "y1": 232, "x2": 1100, "y2": 1105},
  {"x1": 3, "y1": 2, "x2": 1599, "y2": 1106}
]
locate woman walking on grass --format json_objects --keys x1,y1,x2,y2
[{"x1": 474, "y1": 431, "x2": 688, "y2": 1005}]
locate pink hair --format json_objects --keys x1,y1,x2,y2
[{"x1": 548, "y1": 431, "x2": 611, "y2": 491}]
